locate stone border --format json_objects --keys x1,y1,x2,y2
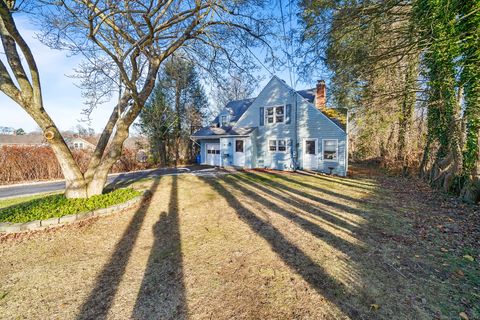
[{"x1": 0, "y1": 190, "x2": 152, "y2": 234}]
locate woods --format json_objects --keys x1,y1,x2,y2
[{"x1": 299, "y1": 0, "x2": 480, "y2": 203}]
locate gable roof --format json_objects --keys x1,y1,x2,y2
[
  {"x1": 64, "y1": 136, "x2": 96, "y2": 148},
  {"x1": 193, "y1": 76, "x2": 348, "y2": 139},
  {"x1": 213, "y1": 98, "x2": 255, "y2": 124}
]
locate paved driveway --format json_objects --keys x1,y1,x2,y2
[{"x1": 0, "y1": 165, "x2": 218, "y2": 199}]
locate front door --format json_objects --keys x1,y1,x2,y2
[
  {"x1": 303, "y1": 139, "x2": 318, "y2": 170},
  {"x1": 205, "y1": 143, "x2": 221, "y2": 166},
  {"x1": 233, "y1": 139, "x2": 245, "y2": 167}
]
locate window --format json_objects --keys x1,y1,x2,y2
[
  {"x1": 275, "y1": 106, "x2": 284, "y2": 123},
  {"x1": 269, "y1": 140, "x2": 277, "y2": 151},
  {"x1": 305, "y1": 140, "x2": 316, "y2": 155},
  {"x1": 265, "y1": 106, "x2": 284, "y2": 124},
  {"x1": 220, "y1": 115, "x2": 228, "y2": 127},
  {"x1": 235, "y1": 140, "x2": 244, "y2": 152},
  {"x1": 266, "y1": 107, "x2": 275, "y2": 124},
  {"x1": 269, "y1": 140, "x2": 287, "y2": 152},
  {"x1": 323, "y1": 140, "x2": 338, "y2": 161}
]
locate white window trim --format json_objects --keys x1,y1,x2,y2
[
  {"x1": 220, "y1": 115, "x2": 229, "y2": 126},
  {"x1": 322, "y1": 139, "x2": 339, "y2": 162},
  {"x1": 265, "y1": 105, "x2": 285, "y2": 124},
  {"x1": 234, "y1": 138, "x2": 245, "y2": 153},
  {"x1": 268, "y1": 139, "x2": 288, "y2": 153}
]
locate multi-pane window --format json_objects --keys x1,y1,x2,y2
[
  {"x1": 266, "y1": 107, "x2": 275, "y2": 124},
  {"x1": 265, "y1": 106, "x2": 284, "y2": 124},
  {"x1": 275, "y1": 106, "x2": 284, "y2": 123},
  {"x1": 323, "y1": 140, "x2": 338, "y2": 161},
  {"x1": 269, "y1": 140, "x2": 287, "y2": 152},
  {"x1": 220, "y1": 115, "x2": 228, "y2": 127},
  {"x1": 269, "y1": 140, "x2": 277, "y2": 151}
]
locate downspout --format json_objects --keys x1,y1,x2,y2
[
  {"x1": 291, "y1": 88, "x2": 299, "y2": 171},
  {"x1": 345, "y1": 110, "x2": 349, "y2": 175}
]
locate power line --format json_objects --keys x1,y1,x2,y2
[{"x1": 279, "y1": 0, "x2": 294, "y2": 88}]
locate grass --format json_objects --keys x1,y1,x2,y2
[
  {"x1": 0, "y1": 188, "x2": 141, "y2": 223},
  {"x1": 0, "y1": 192, "x2": 61, "y2": 209},
  {"x1": 0, "y1": 166, "x2": 478, "y2": 319}
]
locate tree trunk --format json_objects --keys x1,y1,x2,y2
[
  {"x1": 174, "y1": 83, "x2": 182, "y2": 166},
  {"x1": 397, "y1": 59, "x2": 417, "y2": 175}
]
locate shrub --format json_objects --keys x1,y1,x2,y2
[
  {"x1": 0, "y1": 145, "x2": 152, "y2": 184},
  {"x1": 0, "y1": 188, "x2": 142, "y2": 223}
]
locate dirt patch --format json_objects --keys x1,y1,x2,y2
[{"x1": 0, "y1": 166, "x2": 478, "y2": 319}]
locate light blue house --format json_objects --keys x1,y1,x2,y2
[{"x1": 191, "y1": 76, "x2": 348, "y2": 175}]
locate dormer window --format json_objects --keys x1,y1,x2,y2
[
  {"x1": 265, "y1": 106, "x2": 284, "y2": 124},
  {"x1": 220, "y1": 115, "x2": 228, "y2": 127}
]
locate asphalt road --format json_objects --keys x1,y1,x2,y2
[{"x1": 0, "y1": 165, "x2": 216, "y2": 199}]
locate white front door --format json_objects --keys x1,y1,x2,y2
[
  {"x1": 233, "y1": 139, "x2": 245, "y2": 167},
  {"x1": 205, "y1": 143, "x2": 221, "y2": 166},
  {"x1": 303, "y1": 139, "x2": 318, "y2": 170}
]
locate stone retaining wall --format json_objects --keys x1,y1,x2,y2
[{"x1": 0, "y1": 190, "x2": 151, "y2": 234}]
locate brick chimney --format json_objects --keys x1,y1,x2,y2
[{"x1": 315, "y1": 80, "x2": 326, "y2": 110}]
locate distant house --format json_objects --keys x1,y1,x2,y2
[
  {"x1": 65, "y1": 136, "x2": 95, "y2": 150},
  {"x1": 191, "y1": 76, "x2": 348, "y2": 176},
  {"x1": 0, "y1": 134, "x2": 46, "y2": 147},
  {"x1": 0, "y1": 126, "x2": 16, "y2": 135}
]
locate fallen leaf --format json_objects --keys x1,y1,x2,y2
[
  {"x1": 459, "y1": 311, "x2": 469, "y2": 320},
  {"x1": 370, "y1": 304, "x2": 380, "y2": 311},
  {"x1": 463, "y1": 255, "x2": 474, "y2": 262},
  {"x1": 455, "y1": 269, "x2": 465, "y2": 277}
]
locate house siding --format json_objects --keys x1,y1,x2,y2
[
  {"x1": 195, "y1": 76, "x2": 348, "y2": 176},
  {"x1": 235, "y1": 76, "x2": 348, "y2": 175},
  {"x1": 219, "y1": 137, "x2": 254, "y2": 168}
]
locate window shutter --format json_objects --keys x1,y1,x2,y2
[
  {"x1": 286, "y1": 104, "x2": 291, "y2": 124},
  {"x1": 259, "y1": 107, "x2": 264, "y2": 126}
]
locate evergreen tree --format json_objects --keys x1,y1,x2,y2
[{"x1": 138, "y1": 56, "x2": 209, "y2": 165}]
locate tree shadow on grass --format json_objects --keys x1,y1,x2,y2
[
  {"x1": 226, "y1": 174, "x2": 360, "y2": 255},
  {"x1": 233, "y1": 173, "x2": 360, "y2": 232},
  {"x1": 76, "y1": 178, "x2": 161, "y2": 320},
  {"x1": 199, "y1": 176, "x2": 363, "y2": 319},
  {"x1": 296, "y1": 170, "x2": 375, "y2": 190},
  {"x1": 245, "y1": 171, "x2": 365, "y2": 219},
  {"x1": 265, "y1": 170, "x2": 365, "y2": 203},
  {"x1": 132, "y1": 175, "x2": 186, "y2": 319}
]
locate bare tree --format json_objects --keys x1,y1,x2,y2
[
  {"x1": 0, "y1": 0, "x2": 272, "y2": 197},
  {"x1": 213, "y1": 73, "x2": 259, "y2": 112}
]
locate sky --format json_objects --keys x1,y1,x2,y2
[{"x1": 0, "y1": 4, "x2": 329, "y2": 134}]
